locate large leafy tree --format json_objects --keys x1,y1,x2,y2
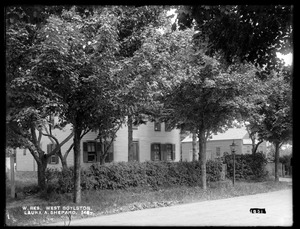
[
  {"x1": 25, "y1": 7, "x2": 125, "y2": 203},
  {"x1": 123, "y1": 25, "x2": 245, "y2": 190},
  {"x1": 112, "y1": 5, "x2": 167, "y2": 158},
  {"x1": 175, "y1": 5, "x2": 293, "y2": 70},
  {"x1": 258, "y1": 71, "x2": 292, "y2": 181},
  {"x1": 233, "y1": 64, "x2": 269, "y2": 154},
  {"x1": 161, "y1": 57, "x2": 254, "y2": 190},
  {"x1": 6, "y1": 6, "x2": 76, "y2": 189}
]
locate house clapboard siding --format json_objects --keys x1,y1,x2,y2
[{"x1": 15, "y1": 120, "x2": 181, "y2": 171}]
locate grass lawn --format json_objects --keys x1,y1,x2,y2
[{"x1": 5, "y1": 171, "x2": 292, "y2": 226}]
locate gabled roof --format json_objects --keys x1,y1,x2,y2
[{"x1": 182, "y1": 127, "x2": 248, "y2": 143}]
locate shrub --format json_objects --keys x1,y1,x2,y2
[
  {"x1": 223, "y1": 152, "x2": 268, "y2": 180},
  {"x1": 45, "y1": 160, "x2": 225, "y2": 193}
]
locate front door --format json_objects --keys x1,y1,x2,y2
[{"x1": 129, "y1": 141, "x2": 139, "y2": 162}]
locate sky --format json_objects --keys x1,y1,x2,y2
[{"x1": 276, "y1": 52, "x2": 293, "y2": 66}]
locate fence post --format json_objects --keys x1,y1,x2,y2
[{"x1": 10, "y1": 153, "x2": 15, "y2": 198}]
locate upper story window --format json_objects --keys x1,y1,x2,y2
[
  {"x1": 132, "y1": 123, "x2": 138, "y2": 130},
  {"x1": 154, "y1": 122, "x2": 161, "y2": 131},
  {"x1": 165, "y1": 122, "x2": 172, "y2": 132}
]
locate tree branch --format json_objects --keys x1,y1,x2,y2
[
  {"x1": 61, "y1": 131, "x2": 74, "y2": 146},
  {"x1": 30, "y1": 125, "x2": 43, "y2": 153},
  {"x1": 254, "y1": 140, "x2": 264, "y2": 153},
  {"x1": 41, "y1": 130, "x2": 74, "y2": 158},
  {"x1": 44, "y1": 124, "x2": 55, "y2": 144},
  {"x1": 63, "y1": 143, "x2": 74, "y2": 160},
  {"x1": 80, "y1": 128, "x2": 91, "y2": 139},
  {"x1": 279, "y1": 142, "x2": 284, "y2": 149},
  {"x1": 30, "y1": 125, "x2": 38, "y2": 145},
  {"x1": 28, "y1": 147, "x2": 41, "y2": 164},
  {"x1": 41, "y1": 132, "x2": 61, "y2": 157},
  {"x1": 38, "y1": 130, "x2": 42, "y2": 145}
]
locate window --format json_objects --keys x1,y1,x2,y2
[
  {"x1": 86, "y1": 142, "x2": 97, "y2": 163},
  {"x1": 132, "y1": 122, "x2": 139, "y2": 130},
  {"x1": 47, "y1": 143, "x2": 59, "y2": 164},
  {"x1": 83, "y1": 141, "x2": 113, "y2": 163},
  {"x1": 154, "y1": 122, "x2": 161, "y2": 131},
  {"x1": 165, "y1": 144, "x2": 173, "y2": 161},
  {"x1": 23, "y1": 149, "x2": 26, "y2": 156},
  {"x1": 216, "y1": 147, "x2": 221, "y2": 157},
  {"x1": 151, "y1": 143, "x2": 175, "y2": 161},
  {"x1": 165, "y1": 122, "x2": 172, "y2": 132},
  {"x1": 151, "y1": 144, "x2": 161, "y2": 161},
  {"x1": 50, "y1": 155, "x2": 57, "y2": 164}
]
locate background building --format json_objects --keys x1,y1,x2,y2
[{"x1": 181, "y1": 127, "x2": 267, "y2": 161}]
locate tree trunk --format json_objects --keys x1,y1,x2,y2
[
  {"x1": 100, "y1": 155, "x2": 106, "y2": 165},
  {"x1": 192, "y1": 130, "x2": 197, "y2": 161},
  {"x1": 274, "y1": 142, "x2": 280, "y2": 182},
  {"x1": 57, "y1": 150, "x2": 68, "y2": 171},
  {"x1": 128, "y1": 115, "x2": 133, "y2": 162},
  {"x1": 73, "y1": 126, "x2": 82, "y2": 203},
  {"x1": 251, "y1": 139, "x2": 256, "y2": 154},
  {"x1": 37, "y1": 158, "x2": 48, "y2": 191},
  {"x1": 61, "y1": 157, "x2": 68, "y2": 172},
  {"x1": 198, "y1": 131, "x2": 207, "y2": 190}
]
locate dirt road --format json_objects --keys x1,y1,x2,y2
[{"x1": 46, "y1": 188, "x2": 293, "y2": 226}]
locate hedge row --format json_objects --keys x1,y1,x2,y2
[
  {"x1": 45, "y1": 160, "x2": 224, "y2": 193},
  {"x1": 223, "y1": 152, "x2": 268, "y2": 180}
]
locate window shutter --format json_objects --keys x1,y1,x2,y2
[
  {"x1": 109, "y1": 151, "x2": 114, "y2": 162},
  {"x1": 150, "y1": 144, "x2": 155, "y2": 161},
  {"x1": 109, "y1": 143, "x2": 114, "y2": 162},
  {"x1": 55, "y1": 155, "x2": 59, "y2": 164},
  {"x1": 172, "y1": 144, "x2": 176, "y2": 160},
  {"x1": 47, "y1": 144, "x2": 51, "y2": 164},
  {"x1": 107, "y1": 143, "x2": 114, "y2": 162},
  {"x1": 161, "y1": 144, "x2": 167, "y2": 161},
  {"x1": 96, "y1": 142, "x2": 101, "y2": 162},
  {"x1": 133, "y1": 142, "x2": 139, "y2": 162},
  {"x1": 47, "y1": 144, "x2": 51, "y2": 154},
  {"x1": 83, "y1": 142, "x2": 88, "y2": 163}
]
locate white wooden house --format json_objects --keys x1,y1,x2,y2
[
  {"x1": 15, "y1": 120, "x2": 181, "y2": 171},
  {"x1": 181, "y1": 127, "x2": 267, "y2": 161}
]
